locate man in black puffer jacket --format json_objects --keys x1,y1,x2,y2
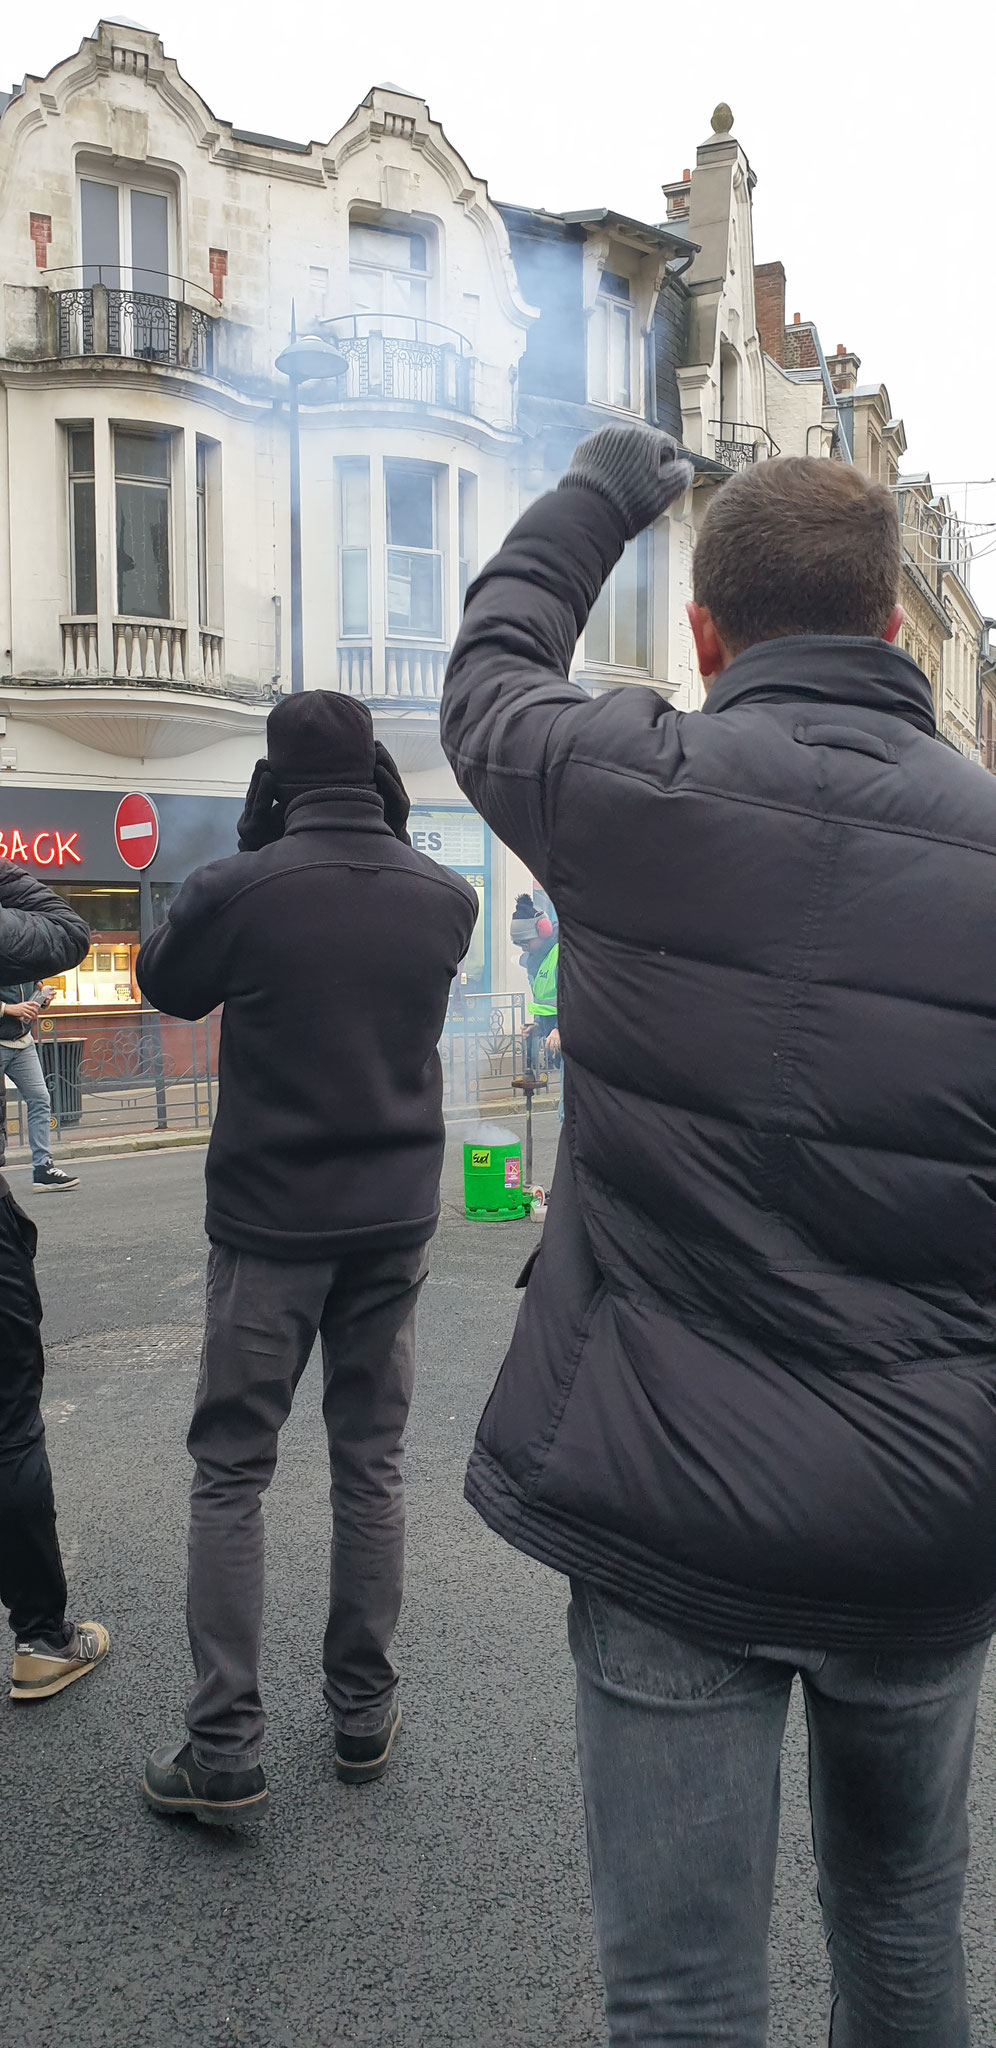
[
  {"x1": 137, "y1": 692, "x2": 477, "y2": 1823},
  {"x1": 442, "y1": 433, "x2": 996, "y2": 2047},
  {"x1": 0, "y1": 863, "x2": 109, "y2": 1703}
]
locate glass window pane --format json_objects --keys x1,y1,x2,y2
[
  {"x1": 350, "y1": 223, "x2": 424, "y2": 272},
  {"x1": 81, "y1": 179, "x2": 120, "y2": 287},
  {"x1": 586, "y1": 581, "x2": 610, "y2": 663},
  {"x1": 115, "y1": 430, "x2": 170, "y2": 482},
  {"x1": 72, "y1": 479, "x2": 97, "y2": 615},
  {"x1": 69, "y1": 426, "x2": 94, "y2": 477},
  {"x1": 589, "y1": 299, "x2": 609, "y2": 405},
  {"x1": 385, "y1": 466, "x2": 435, "y2": 548},
  {"x1": 130, "y1": 189, "x2": 169, "y2": 296},
  {"x1": 613, "y1": 537, "x2": 648, "y2": 667},
  {"x1": 339, "y1": 462, "x2": 370, "y2": 547},
  {"x1": 387, "y1": 271, "x2": 427, "y2": 319},
  {"x1": 349, "y1": 263, "x2": 383, "y2": 317},
  {"x1": 599, "y1": 271, "x2": 631, "y2": 301},
  {"x1": 341, "y1": 549, "x2": 369, "y2": 636},
  {"x1": 387, "y1": 549, "x2": 441, "y2": 636},
  {"x1": 117, "y1": 480, "x2": 170, "y2": 617},
  {"x1": 458, "y1": 471, "x2": 477, "y2": 568},
  {"x1": 610, "y1": 302, "x2": 631, "y2": 408}
]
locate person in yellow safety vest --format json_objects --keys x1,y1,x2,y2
[{"x1": 511, "y1": 894, "x2": 563, "y2": 1122}]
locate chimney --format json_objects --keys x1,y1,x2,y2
[
  {"x1": 828, "y1": 343, "x2": 861, "y2": 396},
  {"x1": 662, "y1": 169, "x2": 691, "y2": 222},
  {"x1": 754, "y1": 260, "x2": 786, "y2": 366}
]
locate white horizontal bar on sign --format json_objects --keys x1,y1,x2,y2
[{"x1": 118, "y1": 821, "x2": 155, "y2": 840}]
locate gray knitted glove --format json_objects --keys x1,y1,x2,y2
[{"x1": 559, "y1": 424, "x2": 693, "y2": 539}]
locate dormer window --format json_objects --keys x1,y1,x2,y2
[
  {"x1": 349, "y1": 221, "x2": 429, "y2": 321},
  {"x1": 589, "y1": 271, "x2": 632, "y2": 409}
]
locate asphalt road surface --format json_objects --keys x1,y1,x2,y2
[{"x1": 4, "y1": 1123, "x2": 996, "y2": 2048}]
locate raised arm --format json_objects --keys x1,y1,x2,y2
[{"x1": 440, "y1": 426, "x2": 692, "y2": 880}]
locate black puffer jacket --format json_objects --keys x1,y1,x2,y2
[
  {"x1": 0, "y1": 862, "x2": 90, "y2": 1172},
  {"x1": 442, "y1": 485, "x2": 996, "y2": 1653}
]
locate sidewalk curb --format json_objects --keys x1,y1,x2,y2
[
  {"x1": 2, "y1": 1128, "x2": 211, "y2": 1166},
  {"x1": 2, "y1": 1096, "x2": 557, "y2": 1166}
]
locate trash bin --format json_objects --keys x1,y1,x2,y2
[
  {"x1": 39, "y1": 1036, "x2": 85, "y2": 1128},
  {"x1": 463, "y1": 1121, "x2": 532, "y2": 1221}
]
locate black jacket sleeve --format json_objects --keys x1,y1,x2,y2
[
  {"x1": 0, "y1": 862, "x2": 91, "y2": 979},
  {"x1": 136, "y1": 858, "x2": 239, "y2": 1020},
  {"x1": 440, "y1": 486, "x2": 627, "y2": 881}
]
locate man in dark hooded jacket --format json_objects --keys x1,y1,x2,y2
[
  {"x1": 441, "y1": 428, "x2": 996, "y2": 2047},
  {"x1": 137, "y1": 693, "x2": 476, "y2": 1822},
  {"x1": 0, "y1": 863, "x2": 108, "y2": 1702}
]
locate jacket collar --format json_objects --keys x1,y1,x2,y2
[
  {"x1": 701, "y1": 636, "x2": 937, "y2": 738},
  {"x1": 282, "y1": 786, "x2": 392, "y2": 836}
]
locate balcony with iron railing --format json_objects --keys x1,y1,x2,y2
[
  {"x1": 318, "y1": 313, "x2": 475, "y2": 415},
  {"x1": 710, "y1": 420, "x2": 779, "y2": 471},
  {"x1": 45, "y1": 265, "x2": 217, "y2": 374}
]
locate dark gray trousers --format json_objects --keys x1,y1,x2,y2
[{"x1": 185, "y1": 1238, "x2": 428, "y2": 1769}]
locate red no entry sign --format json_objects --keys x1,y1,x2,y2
[{"x1": 114, "y1": 792, "x2": 160, "y2": 871}]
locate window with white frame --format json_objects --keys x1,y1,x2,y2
[
  {"x1": 115, "y1": 428, "x2": 172, "y2": 619},
  {"x1": 337, "y1": 458, "x2": 371, "y2": 638},
  {"x1": 458, "y1": 471, "x2": 478, "y2": 611},
  {"x1": 196, "y1": 437, "x2": 222, "y2": 632},
  {"x1": 589, "y1": 270, "x2": 632, "y2": 409},
  {"x1": 349, "y1": 221, "x2": 429, "y2": 321},
  {"x1": 80, "y1": 174, "x2": 177, "y2": 358},
  {"x1": 585, "y1": 531, "x2": 651, "y2": 669},
  {"x1": 385, "y1": 463, "x2": 443, "y2": 639},
  {"x1": 67, "y1": 425, "x2": 97, "y2": 617},
  {"x1": 81, "y1": 175, "x2": 174, "y2": 293}
]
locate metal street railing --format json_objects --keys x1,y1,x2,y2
[{"x1": 0, "y1": 994, "x2": 554, "y2": 1154}]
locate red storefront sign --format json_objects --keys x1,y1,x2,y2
[
  {"x1": 114, "y1": 793, "x2": 160, "y2": 871},
  {"x1": 0, "y1": 828, "x2": 82, "y2": 867}
]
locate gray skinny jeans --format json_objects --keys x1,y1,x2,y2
[
  {"x1": 185, "y1": 1238, "x2": 428, "y2": 1768},
  {"x1": 569, "y1": 1580, "x2": 989, "y2": 2047}
]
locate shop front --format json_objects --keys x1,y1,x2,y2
[
  {"x1": 0, "y1": 787, "x2": 242, "y2": 1040},
  {"x1": 408, "y1": 805, "x2": 490, "y2": 993}
]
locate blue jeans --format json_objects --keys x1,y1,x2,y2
[
  {"x1": 569, "y1": 1581, "x2": 989, "y2": 2046},
  {"x1": 0, "y1": 1041, "x2": 52, "y2": 1170}
]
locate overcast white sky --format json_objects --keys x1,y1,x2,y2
[{"x1": 8, "y1": 2, "x2": 996, "y2": 610}]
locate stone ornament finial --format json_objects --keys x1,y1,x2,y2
[{"x1": 710, "y1": 103, "x2": 734, "y2": 135}]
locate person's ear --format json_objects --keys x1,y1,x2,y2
[
  {"x1": 687, "y1": 601, "x2": 727, "y2": 680},
  {"x1": 882, "y1": 604, "x2": 904, "y2": 645}
]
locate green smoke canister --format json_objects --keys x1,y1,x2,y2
[{"x1": 463, "y1": 1121, "x2": 532, "y2": 1221}]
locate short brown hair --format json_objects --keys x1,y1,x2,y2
[{"x1": 692, "y1": 456, "x2": 901, "y2": 651}]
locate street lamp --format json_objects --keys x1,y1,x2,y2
[{"x1": 275, "y1": 305, "x2": 348, "y2": 692}]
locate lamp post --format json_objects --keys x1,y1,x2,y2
[{"x1": 275, "y1": 305, "x2": 348, "y2": 692}]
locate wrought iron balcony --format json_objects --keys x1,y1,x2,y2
[
  {"x1": 710, "y1": 421, "x2": 779, "y2": 471},
  {"x1": 319, "y1": 314, "x2": 474, "y2": 413},
  {"x1": 47, "y1": 267, "x2": 215, "y2": 374}
]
